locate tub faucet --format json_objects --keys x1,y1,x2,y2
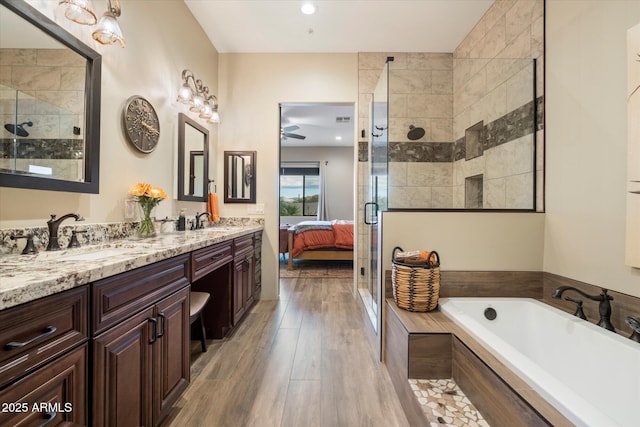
[
  {"x1": 551, "y1": 286, "x2": 615, "y2": 331},
  {"x1": 194, "y1": 212, "x2": 211, "y2": 230},
  {"x1": 626, "y1": 317, "x2": 640, "y2": 343},
  {"x1": 46, "y1": 213, "x2": 84, "y2": 251}
]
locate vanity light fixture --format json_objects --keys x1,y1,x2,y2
[
  {"x1": 92, "y1": 0, "x2": 125, "y2": 47},
  {"x1": 58, "y1": 0, "x2": 125, "y2": 47},
  {"x1": 177, "y1": 69, "x2": 220, "y2": 124},
  {"x1": 58, "y1": 0, "x2": 98, "y2": 25}
]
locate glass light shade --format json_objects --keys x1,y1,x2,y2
[
  {"x1": 58, "y1": 0, "x2": 97, "y2": 25},
  {"x1": 190, "y1": 94, "x2": 204, "y2": 112},
  {"x1": 208, "y1": 111, "x2": 220, "y2": 124},
  {"x1": 92, "y1": 11, "x2": 126, "y2": 47},
  {"x1": 177, "y1": 84, "x2": 193, "y2": 104},
  {"x1": 199, "y1": 103, "x2": 213, "y2": 119}
]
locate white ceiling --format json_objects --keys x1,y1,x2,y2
[
  {"x1": 184, "y1": 0, "x2": 494, "y2": 53},
  {"x1": 184, "y1": 0, "x2": 495, "y2": 147},
  {"x1": 280, "y1": 103, "x2": 355, "y2": 147}
]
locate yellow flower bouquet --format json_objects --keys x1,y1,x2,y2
[{"x1": 129, "y1": 182, "x2": 168, "y2": 237}]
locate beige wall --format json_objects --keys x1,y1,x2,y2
[
  {"x1": 0, "y1": 0, "x2": 218, "y2": 228},
  {"x1": 217, "y1": 53, "x2": 358, "y2": 298},
  {"x1": 545, "y1": 0, "x2": 640, "y2": 297},
  {"x1": 381, "y1": 211, "x2": 545, "y2": 274}
]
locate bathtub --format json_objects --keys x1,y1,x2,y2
[{"x1": 439, "y1": 297, "x2": 640, "y2": 427}]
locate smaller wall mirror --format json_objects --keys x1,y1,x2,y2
[
  {"x1": 224, "y1": 151, "x2": 256, "y2": 203},
  {"x1": 178, "y1": 113, "x2": 209, "y2": 202}
]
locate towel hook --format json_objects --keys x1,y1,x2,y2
[{"x1": 208, "y1": 179, "x2": 216, "y2": 193}]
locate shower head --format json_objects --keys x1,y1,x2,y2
[
  {"x1": 4, "y1": 121, "x2": 33, "y2": 137},
  {"x1": 407, "y1": 125, "x2": 425, "y2": 141}
]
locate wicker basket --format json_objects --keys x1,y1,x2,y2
[{"x1": 391, "y1": 246, "x2": 440, "y2": 312}]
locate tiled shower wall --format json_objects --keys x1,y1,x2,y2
[
  {"x1": 356, "y1": 0, "x2": 545, "y2": 289},
  {"x1": 452, "y1": 0, "x2": 544, "y2": 209},
  {"x1": 0, "y1": 48, "x2": 85, "y2": 139},
  {"x1": 0, "y1": 48, "x2": 85, "y2": 180}
]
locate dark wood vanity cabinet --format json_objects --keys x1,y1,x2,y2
[
  {"x1": 0, "y1": 286, "x2": 89, "y2": 426},
  {"x1": 254, "y1": 231, "x2": 262, "y2": 298},
  {"x1": 233, "y1": 235, "x2": 255, "y2": 324},
  {"x1": 0, "y1": 230, "x2": 262, "y2": 426},
  {"x1": 92, "y1": 254, "x2": 191, "y2": 427}
]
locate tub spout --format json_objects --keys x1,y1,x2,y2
[
  {"x1": 626, "y1": 317, "x2": 640, "y2": 343},
  {"x1": 552, "y1": 286, "x2": 615, "y2": 332}
]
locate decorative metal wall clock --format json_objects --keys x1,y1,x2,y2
[{"x1": 123, "y1": 95, "x2": 160, "y2": 153}]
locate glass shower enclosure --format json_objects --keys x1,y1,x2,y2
[{"x1": 360, "y1": 58, "x2": 392, "y2": 334}]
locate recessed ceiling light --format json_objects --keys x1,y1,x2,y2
[
  {"x1": 301, "y1": 3, "x2": 316, "y2": 15},
  {"x1": 335, "y1": 136, "x2": 342, "y2": 141}
]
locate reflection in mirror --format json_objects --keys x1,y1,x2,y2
[
  {"x1": 224, "y1": 151, "x2": 256, "y2": 203},
  {"x1": 178, "y1": 113, "x2": 208, "y2": 202},
  {"x1": 0, "y1": 0, "x2": 101, "y2": 193}
]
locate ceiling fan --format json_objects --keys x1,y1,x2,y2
[{"x1": 280, "y1": 125, "x2": 306, "y2": 140}]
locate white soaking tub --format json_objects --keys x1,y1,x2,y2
[{"x1": 439, "y1": 297, "x2": 640, "y2": 427}]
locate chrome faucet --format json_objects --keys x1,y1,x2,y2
[
  {"x1": 194, "y1": 212, "x2": 211, "y2": 230},
  {"x1": 46, "y1": 213, "x2": 84, "y2": 251},
  {"x1": 551, "y1": 286, "x2": 615, "y2": 331}
]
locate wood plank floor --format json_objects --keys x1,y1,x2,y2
[{"x1": 163, "y1": 276, "x2": 410, "y2": 427}]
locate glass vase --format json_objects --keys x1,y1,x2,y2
[{"x1": 138, "y1": 203, "x2": 156, "y2": 238}]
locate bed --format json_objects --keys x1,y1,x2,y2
[{"x1": 287, "y1": 220, "x2": 354, "y2": 270}]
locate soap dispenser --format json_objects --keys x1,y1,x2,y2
[{"x1": 177, "y1": 209, "x2": 186, "y2": 231}]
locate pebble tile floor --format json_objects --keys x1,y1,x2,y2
[{"x1": 409, "y1": 379, "x2": 490, "y2": 427}]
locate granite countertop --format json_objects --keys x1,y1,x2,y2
[{"x1": 0, "y1": 225, "x2": 263, "y2": 311}]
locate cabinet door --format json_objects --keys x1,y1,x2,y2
[
  {"x1": 93, "y1": 307, "x2": 155, "y2": 427},
  {"x1": 233, "y1": 258, "x2": 246, "y2": 323},
  {"x1": 243, "y1": 256, "x2": 255, "y2": 308},
  {"x1": 154, "y1": 287, "x2": 190, "y2": 425},
  {"x1": 0, "y1": 344, "x2": 87, "y2": 427}
]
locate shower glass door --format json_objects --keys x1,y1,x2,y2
[{"x1": 362, "y1": 59, "x2": 391, "y2": 334}]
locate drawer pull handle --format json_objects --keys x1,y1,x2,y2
[
  {"x1": 149, "y1": 317, "x2": 157, "y2": 344},
  {"x1": 37, "y1": 411, "x2": 56, "y2": 427},
  {"x1": 4, "y1": 326, "x2": 57, "y2": 350},
  {"x1": 157, "y1": 312, "x2": 166, "y2": 338},
  {"x1": 210, "y1": 254, "x2": 225, "y2": 261}
]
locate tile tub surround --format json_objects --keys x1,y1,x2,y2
[
  {"x1": 0, "y1": 223, "x2": 263, "y2": 310},
  {"x1": 385, "y1": 300, "x2": 569, "y2": 426}
]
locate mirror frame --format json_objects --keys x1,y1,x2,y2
[
  {"x1": 224, "y1": 150, "x2": 256, "y2": 204},
  {"x1": 0, "y1": 0, "x2": 102, "y2": 193},
  {"x1": 177, "y1": 113, "x2": 209, "y2": 202}
]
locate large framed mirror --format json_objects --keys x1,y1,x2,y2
[
  {"x1": 0, "y1": 0, "x2": 102, "y2": 193},
  {"x1": 224, "y1": 151, "x2": 256, "y2": 203},
  {"x1": 177, "y1": 113, "x2": 209, "y2": 202}
]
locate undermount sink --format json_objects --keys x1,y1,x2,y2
[{"x1": 58, "y1": 248, "x2": 127, "y2": 261}]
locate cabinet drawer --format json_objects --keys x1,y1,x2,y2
[
  {"x1": 234, "y1": 235, "x2": 253, "y2": 253},
  {"x1": 0, "y1": 286, "x2": 88, "y2": 388},
  {"x1": 0, "y1": 343, "x2": 87, "y2": 427},
  {"x1": 92, "y1": 254, "x2": 190, "y2": 335},
  {"x1": 191, "y1": 242, "x2": 233, "y2": 281}
]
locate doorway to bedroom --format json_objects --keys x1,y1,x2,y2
[{"x1": 278, "y1": 102, "x2": 356, "y2": 279}]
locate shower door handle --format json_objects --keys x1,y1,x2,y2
[{"x1": 364, "y1": 202, "x2": 378, "y2": 225}]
